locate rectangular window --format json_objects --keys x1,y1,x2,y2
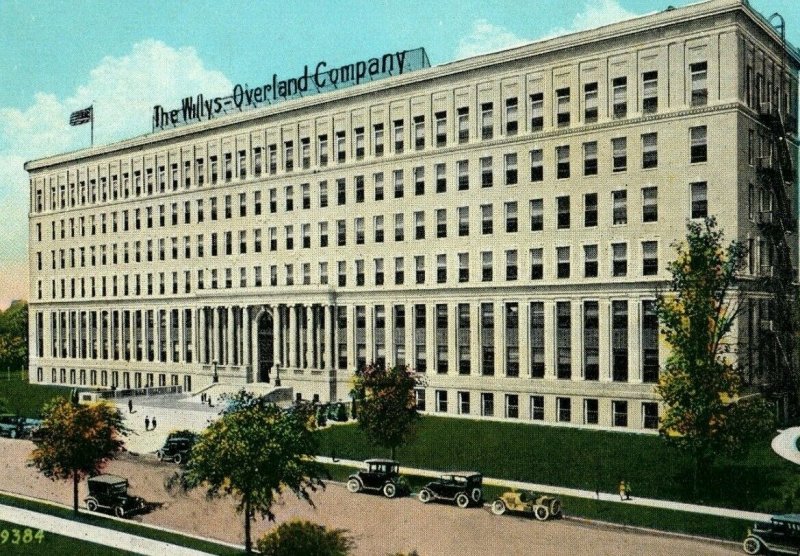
[
  {"x1": 612, "y1": 300, "x2": 628, "y2": 382},
  {"x1": 458, "y1": 253, "x2": 469, "y2": 282},
  {"x1": 505, "y1": 303, "x2": 519, "y2": 377},
  {"x1": 642, "y1": 132, "x2": 658, "y2": 169},
  {"x1": 353, "y1": 128, "x2": 364, "y2": 160},
  {"x1": 557, "y1": 196, "x2": 570, "y2": 229},
  {"x1": 505, "y1": 250, "x2": 518, "y2": 281},
  {"x1": 530, "y1": 149, "x2": 543, "y2": 182},
  {"x1": 613, "y1": 400, "x2": 628, "y2": 427},
  {"x1": 480, "y1": 156, "x2": 493, "y2": 187},
  {"x1": 414, "y1": 211, "x2": 425, "y2": 240},
  {"x1": 584, "y1": 399, "x2": 599, "y2": 424},
  {"x1": 395, "y1": 257, "x2": 404, "y2": 285},
  {"x1": 436, "y1": 163, "x2": 447, "y2": 192},
  {"x1": 318, "y1": 134, "x2": 328, "y2": 166},
  {"x1": 458, "y1": 391, "x2": 470, "y2": 414},
  {"x1": 530, "y1": 92, "x2": 544, "y2": 131},
  {"x1": 690, "y1": 126, "x2": 708, "y2": 163},
  {"x1": 435, "y1": 390, "x2": 448, "y2": 413},
  {"x1": 435, "y1": 304, "x2": 448, "y2": 372},
  {"x1": 337, "y1": 178, "x2": 346, "y2": 205},
  {"x1": 530, "y1": 248, "x2": 543, "y2": 280},
  {"x1": 414, "y1": 116, "x2": 425, "y2": 150},
  {"x1": 690, "y1": 61, "x2": 708, "y2": 106},
  {"x1": 505, "y1": 97, "x2": 518, "y2": 135},
  {"x1": 583, "y1": 141, "x2": 598, "y2": 175},
  {"x1": 556, "y1": 88, "x2": 570, "y2": 127},
  {"x1": 584, "y1": 244, "x2": 598, "y2": 278},
  {"x1": 481, "y1": 393, "x2": 495, "y2": 417},
  {"x1": 457, "y1": 304, "x2": 471, "y2": 374},
  {"x1": 557, "y1": 396, "x2": 571, "y2": 422},
  {"x1": 301, "y1": 137, "x2": 311, "y2": 168},
  {"x1": 436, "y1": 209, "x2": 447, "y2": 238},
  {"x1": 612, "y1": 190, "x2": 627, "y2": 225},
  {"x1": 374, "y1": 215, "x2": 385, "y2": 243},
  {"x1": 612, "y1": 76, "x2": 627, "y2": 118},
  {"x1": 504, "y1": 153, "x2": 518, "y2": 185},
  {"x1": 456, "y1": 159, "x2": 469, "y2": 190},
  {"x1": 301, "y1": 183, "x2": 310, "y2": 209},
  {"x1": 415, "y1": 255, "x2": 425, "y2": 284},
  {"x1": 436, "y1": 254, "x2": 447, "y2": 284},
  {"x1": 556, "y1": 146, "x2": 570, "y2": 179},
  {"x1": 457, "y1": 107, "x2": 469, "y2": 143},
  {"x1": 530, "y1": 199, "x2": 543, "y2": 231},
  {"x1": 355, "y1": 259, "x2": 365, "y2": 286},
  {"x1": 458, "y1": 206, "x2": 469, "y2": 236},
  {"x1": 481, "y1": 102, "x2": 493, "y2": 139},
  {"x1": 505, "y1": 394, "x2": 519, "y2": 419},
  {"x1": 355, "y1": 175, "x2": 365, "y2": 203},
  {"x1": 642, "y1": 241, "x2": 658, "y2": 276},
  {"x1": 336, "y1": 131, "x2": 345, "y2": 163},
  {"x1": 557, "y1": 246, "x2": 570, "y2": 278},
  {"x1": 415, "y1": 304, "x2": 426, "y2": 372},
  {"x1": 583, "y1": 301, "x2": 599, "y2": 380},
  {"x1": 612, "y1": 243, "x2": 627, "y2": 277},
  {"x1": 395, "y1": 213, "x2": 404, "y2": 241},
  {"x1": 435, "y1": 111, "x2": 447, "y2": 146},
  {"x1": 584, "y1": 193, "x2": 598, "y2": 227},
  {"x1": 319, "y1": 222, "x2": 328, "y2": 248},
  {"x1": 481, "y1": 204, "x2": 493, "y2": 234},
  {"x1": 505, "y1": 201, "x2": 518, "y2": 233},
  {"x1": 530, "y1": 395, "x2": 545, "y2": 420},
  {"x1": 643, "y1": 402, "x2": 659, "y2": 429},
  {"x1": 642, "y1": 187, "x2": 658, "y2": 222},
  {"x1": 373, "y1": 124, "x2": 384, "y2": 156},
  {"x1": 481, "y1": 303, "x2": 494, "y2": 375},
  {"x1": 481, "y1": 251, "x2": 493, "y2": 282},
  {"x1": 642, "y1": 300, "x2": 659, "y2": 383},
  {"x1": 584, "y1": 82, "x2": 598, "y2": 123},
  {"x1": 394, "y1": 170, "x2": 404, "y2": 198},
  {"x1": 691, "y1": 182, "x2": 708, "y2": 218},
  {"x1": 374, "y1": 258, "x2": 384, "y2": 285},
  {"x1": 643, "y1": 71, "x2": 658, "y2": 113},
  {"x1": 393, "y1": 119, "x2": 404, "y2": 153},
  {"x1": 612, "y1": 137, "x2": 627, "y2": 172},
  {"x1": 374, "y1": 172, "x2": 384, "y2": 201}
]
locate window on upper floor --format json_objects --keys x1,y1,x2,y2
[
  {"x1": 691, "y1": 61, "x2": 708, "y2": 106},
  {"x1": 690, "y1": 126, "x2": 708, "y2": 163},
  {"x1": 643, "y1": 71, "x2": 658, "y2": 113},
  {"x1": 612, "y1": 76, "x2": 627, "y2": 118},
  {"x1": 556, "y1": 88, "x2": 570, "y2": 127},
  {"x1": 584, "y1": 82, "x2": 598, "y2": 123}
]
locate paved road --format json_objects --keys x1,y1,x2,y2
[{"x1": 0, "y1": 438, "x2": 739, "y2": 555}]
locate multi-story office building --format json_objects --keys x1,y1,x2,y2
[{"x1": 26, "y1": 0, "x2": 798, "y2": 430}]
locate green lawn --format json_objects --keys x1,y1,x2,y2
[
  {"x1": 0, "y1": 519, "x2": 137, "y2": 555},
  {"x1": 0, "y1": 494, "x2": 243, "y2": 555},
  {"x1": 0, "y1": 372, "x2": 71, "y2": 418},
  {"x1": 317, "y1": 416, "x2": 798, "y2": 513}
]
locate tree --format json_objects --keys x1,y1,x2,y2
[
  {"x1": 180, "y1": 391, "x2": 325, "y2": 553},
  {"x1": 351, "y1": 363, "x2": 422, "y2": 460},
  {"x1": 655, "y1": 217, "x2": 775, "y2": 495},
  {"x1": 0, "y1": 301, "x2": 28, "y2": 374},
  {"x1": 256, "y1": 520, "x2": 354, "y2": 556},
  {"x1": 30, "y1": 398, "x2": 128, "y2": 515}
]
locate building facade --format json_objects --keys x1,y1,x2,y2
[{"x1": 26, "y1": 0, "x2": 799, "y2": 430}]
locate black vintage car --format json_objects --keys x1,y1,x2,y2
[
  {"x1": 84, "y1": 474, "x2": 146, "y2": 518},
  {"x1": 156, "y1": 433, "x2": 196, "y2": 464},
  {"x1": 743, "y1": 514, "x2": 800, "y2": 554},
  {"x1": 417, "y1": 472, "x2": 483, "y2": 508},
  {"x1": 346, "y1": 459, "x2": 409, "y2": 499}
]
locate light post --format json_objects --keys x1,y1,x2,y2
[
  {"x1": 274, "y1": 364, "x2": 281, "y2": 387},
  {"x1": 213, "y1": 361, "x2": 219, "y2": 383}
]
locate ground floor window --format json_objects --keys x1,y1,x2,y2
[
  {"x1": 612, "y1": 400, "x2": 628, "y2": 427},
  {"x1": 414, "y1": 389, "x2": 426, "y2": 411},
  {"x1": 458, "y1": 391, "x2": 470, "y2": 415},
  {"x1": 530, "y1": 395, "x2": 544, "y2": 420},
  {"x1": 584, "y1": 398, "x2": 598, "y2": 424},
  {"x1": 642, "y1": 402, "x2": 659, "y2": 429},
  {"x1": 37, "y1": 368, "x2": 43, "y2": 382},
  {"x1": 557, "y1": 397, "x2": 571, "y2": 422},
  {"x1": 481, "y1": 392, "x2": 494, "y2": 417},
  {"x1": 436, "y1": 390, "x2": 448, "y2": 413},
  {"x1": 505, "y1": 394, "x2": 519, "y2": 418}
]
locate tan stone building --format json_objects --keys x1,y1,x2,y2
[{"x1": 26, "y1": 0, "x2": 799, "y2": 430}]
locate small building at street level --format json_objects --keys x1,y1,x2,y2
[{"x1": 25, "y1": 0, "x2": 799, "y2": 430}]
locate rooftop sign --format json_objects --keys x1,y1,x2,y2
[{"x1": 153, "y1": 47, "x2": 430, "y2": 131}]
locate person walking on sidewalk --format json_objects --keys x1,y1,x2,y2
[
  {"x1": 151, "y1": 417, "x2": 157, "y2": 430},
  {"x1": 619, "y1": 479, "x2": 631, "y2": 500},
  {"x1": 128, "y1": 399, "x2": 133, "y2": 413},
  {"x1": 144, "y1": 416, "x2": 150, "y2": 431}
]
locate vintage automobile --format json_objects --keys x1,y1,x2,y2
[
  {"x1": 0, "y1": 414, "x2": 23, "y2": 438},
  {"x1": 743, "y1": 514, "x2": 800, "y2": 554},
  {"x1": 346, "y1": 459, "x2": 409, "y2": 498},
  {"x1": 84, "y1": 474, "x2": 146, "y2": 518},
  {"x1": 20, "y1": 418, "x2": 43, "y2": 440},
  {"x1": 417, "y1": 472, "x2": 483, "y2": 508},
  {"x1": 490, "y1": 490, "x2": 562, "y2": 520},
  {"x1": 156, "y1": 432, "x2": 196, "y2": 464}
]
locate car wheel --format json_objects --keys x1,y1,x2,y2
[
  {"x1": 346, "y1": 479, "x2": 361, "y2": 493},
  {"x1": 456, "y1": 493, "x2": 470, "y2": 508},
  {"x1": 86, "y1": 499, "x2": 99, "y2": 512},
  {"x1": 743, "y1": 536, "x2": 762, "y2": 555},
  {"x1": 157, "y1": 451, "x2": 164, "y2": 461},
  {"x1": 114, "y1": 506, "x2": 125, "y2": 518},
  {"x1": 534, "y1": 505, "x2": 550, "y2": 521},
  {"x1": 549, "y1": 499, "x2": 562, "y2": 518},
  {"x1": 491, "y1": 500, "x2": 506, "y2": 515},
  {"x1": 418, "y1": 489, "x2": 432, "y2": 503},
  {"x1": 173, "y1": 453, "x2": 183, "y2": 465},
  {"x1": 383, "y1": 483, "x2": 397, "y2": 499},
  {"x1": 9, "y1": 429, "x2": 16, "y2": 439},
  {"x1": 471, "y1": 488, "x2": 482, "y2": 503}
]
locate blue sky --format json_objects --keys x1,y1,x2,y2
[{"x1": 0, "y1": 0, "x2": 798, "y2": 307}]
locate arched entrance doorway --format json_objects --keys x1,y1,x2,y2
[{"x1": 257, "y1": 310, "x2": 274, "y2": 382}]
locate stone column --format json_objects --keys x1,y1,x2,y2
[
  {"x1": 211, "y1": 307, "x2": 219, "y2": 365},
  {"x1": 385, "y1": 305, "x2": 395, "y2": 368},
  {"x1": 469, "y1": 302, "x2": 480, "y2": 376},
  {"x1": 543, "y1": 300, "x2": 555, "y2": 379},
  {"x1": 287, "y1": 305, "x2": 296, "y2": 369},
  {"x1": 571, "y1": 300, "x2": 583, "y2": 382},
  {"x1": 329, "y1": 305, "x2": 338, "y2": 372},
  {"x1": 227, "y1": 306, "x2": 235, "y2": 366},
  {"x1": 305, "y1": 305, "x2": 313, "y2": 368},
  {"x1": 518, "y1": 301, "x2": 529, "y2": 380},
  {"x1": 243, "y1": 306, "x2": 251, "y2": 376},
  {"x1": 628, "y1": 298, "x2": 641, "y2": 384},
  {"x1": 598, "y1": 299, "x2": 611, "y2": 382},
  {"x1": 448, "y1": 302, "x2": 458, "y2": 376},
  {"x1": 178, "y1": 308, "x2": 185, "y2": 363},
  {"x1": 198, "y1": 307, "x2": 206, "y2": 364},
  {"x1": 345, "y1": 305, "x2": 355, "y2": 372},
  {"x1": 494, "y1": 301, "x2": 505, "y2": 376},
  {"x1": 364, "y1": 305, "x2": 374, "y2": 366},
  {"x1": 273, "y1": 305, "x2": 281, "y2": 371}
]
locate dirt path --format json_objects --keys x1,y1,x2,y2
[{"x1": 0, "y1": 439, "x2": 738, "y2": 555}]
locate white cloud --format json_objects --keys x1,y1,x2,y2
[
  {"x1": 0, "y1": 39, "x2": 233, "y2": 305},
  {"x1": 455, "y1": 19, "x2": 528, "y2": 60},
  {"x1": 546, "y1": 0, "x2": 639, "y2": 39}
]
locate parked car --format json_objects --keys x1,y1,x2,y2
[
  {"x1": 490, "y1": 490, "x2": 562, "y2": 520},
  {"x1": 743, "y1": 514, "x2": 800, "y2": 554},
  {"x1": 417, "y1": 472, "x2": 483, "y2": 508},
  {"x1": 20, "y1": 418, "x2": 43, "y2": 440},
  {"x1": 346, "y1": 459, "x2": 409, "y2": 499},
  {"x1": 84, "y1": 474, "x2": 146, "y2": 518},
  {"x1": 0, "y1": 414, "x2": 23, "y2": 438},
  {"x1": 156, "y1": 431, "x2": 196, "y2": 464}
]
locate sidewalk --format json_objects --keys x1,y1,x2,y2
[
  {"x1": 771, "y1": 426, "x2": 800, "y2": 465},
  {"x1": 0, "y1": 504, "x2": 212, "y2": 556},
  {"x1": 316, "y1": 456, "x2": 773, "y2": 523}
]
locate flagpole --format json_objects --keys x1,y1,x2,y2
[{"x1": 90, "y1": 104, "x2": 94, "y2": 147}]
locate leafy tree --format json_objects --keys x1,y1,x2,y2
[
  {"x1": 0, "y1": 301, "x2": 28, "y2": 373},
  {"x1": 180, "y1": 391, "x2": 325, "y2": 553},
  {"x1": 655, "y1": 217, "x2": 775, "y2": 495},
  {"x1": 255, "y1": 520, "x2": 354, "y2": 556},
  {"x1": 30, "y1": 398, "x2": 128, "y2": 515},
  {"x1": 351, "y1": 363, "x2": 422, "y2": 460}
]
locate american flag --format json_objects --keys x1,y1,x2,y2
[{"x1": 69, "y1": 106, "x2": 93, "y2": 126}]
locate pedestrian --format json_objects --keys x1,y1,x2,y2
[
  {"x1": 619, "y1": 479, "x2": 627, "y2": 501},
  {"x1": 625, "y1": 481, "x2": 632, "y2": 500},
  {"x1": 201, "y1": 392, "x2": 206, "y2": 403},
  {"x1": 144, "y1": 416, "x2": 150, "y2": 431},
  {"x1": 208, "y1": 396, "x2": 213, "y2": 407},
  {"x1": 128, "y1": 399, "x2": 133, "y2": 413},
  {"x1": 151, "y1": 417, "x2": 157, "y2": 430}
]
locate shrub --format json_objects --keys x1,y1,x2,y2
[
  {"x1": 336, "y1": 402, "x2": 348, "y2": 422},
  {"x1": 256, "y1": 520, "x2": 354, "y2": 556},
  {"x1": 316, "y1": 406, "x2": 328, "y2": 427}
]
